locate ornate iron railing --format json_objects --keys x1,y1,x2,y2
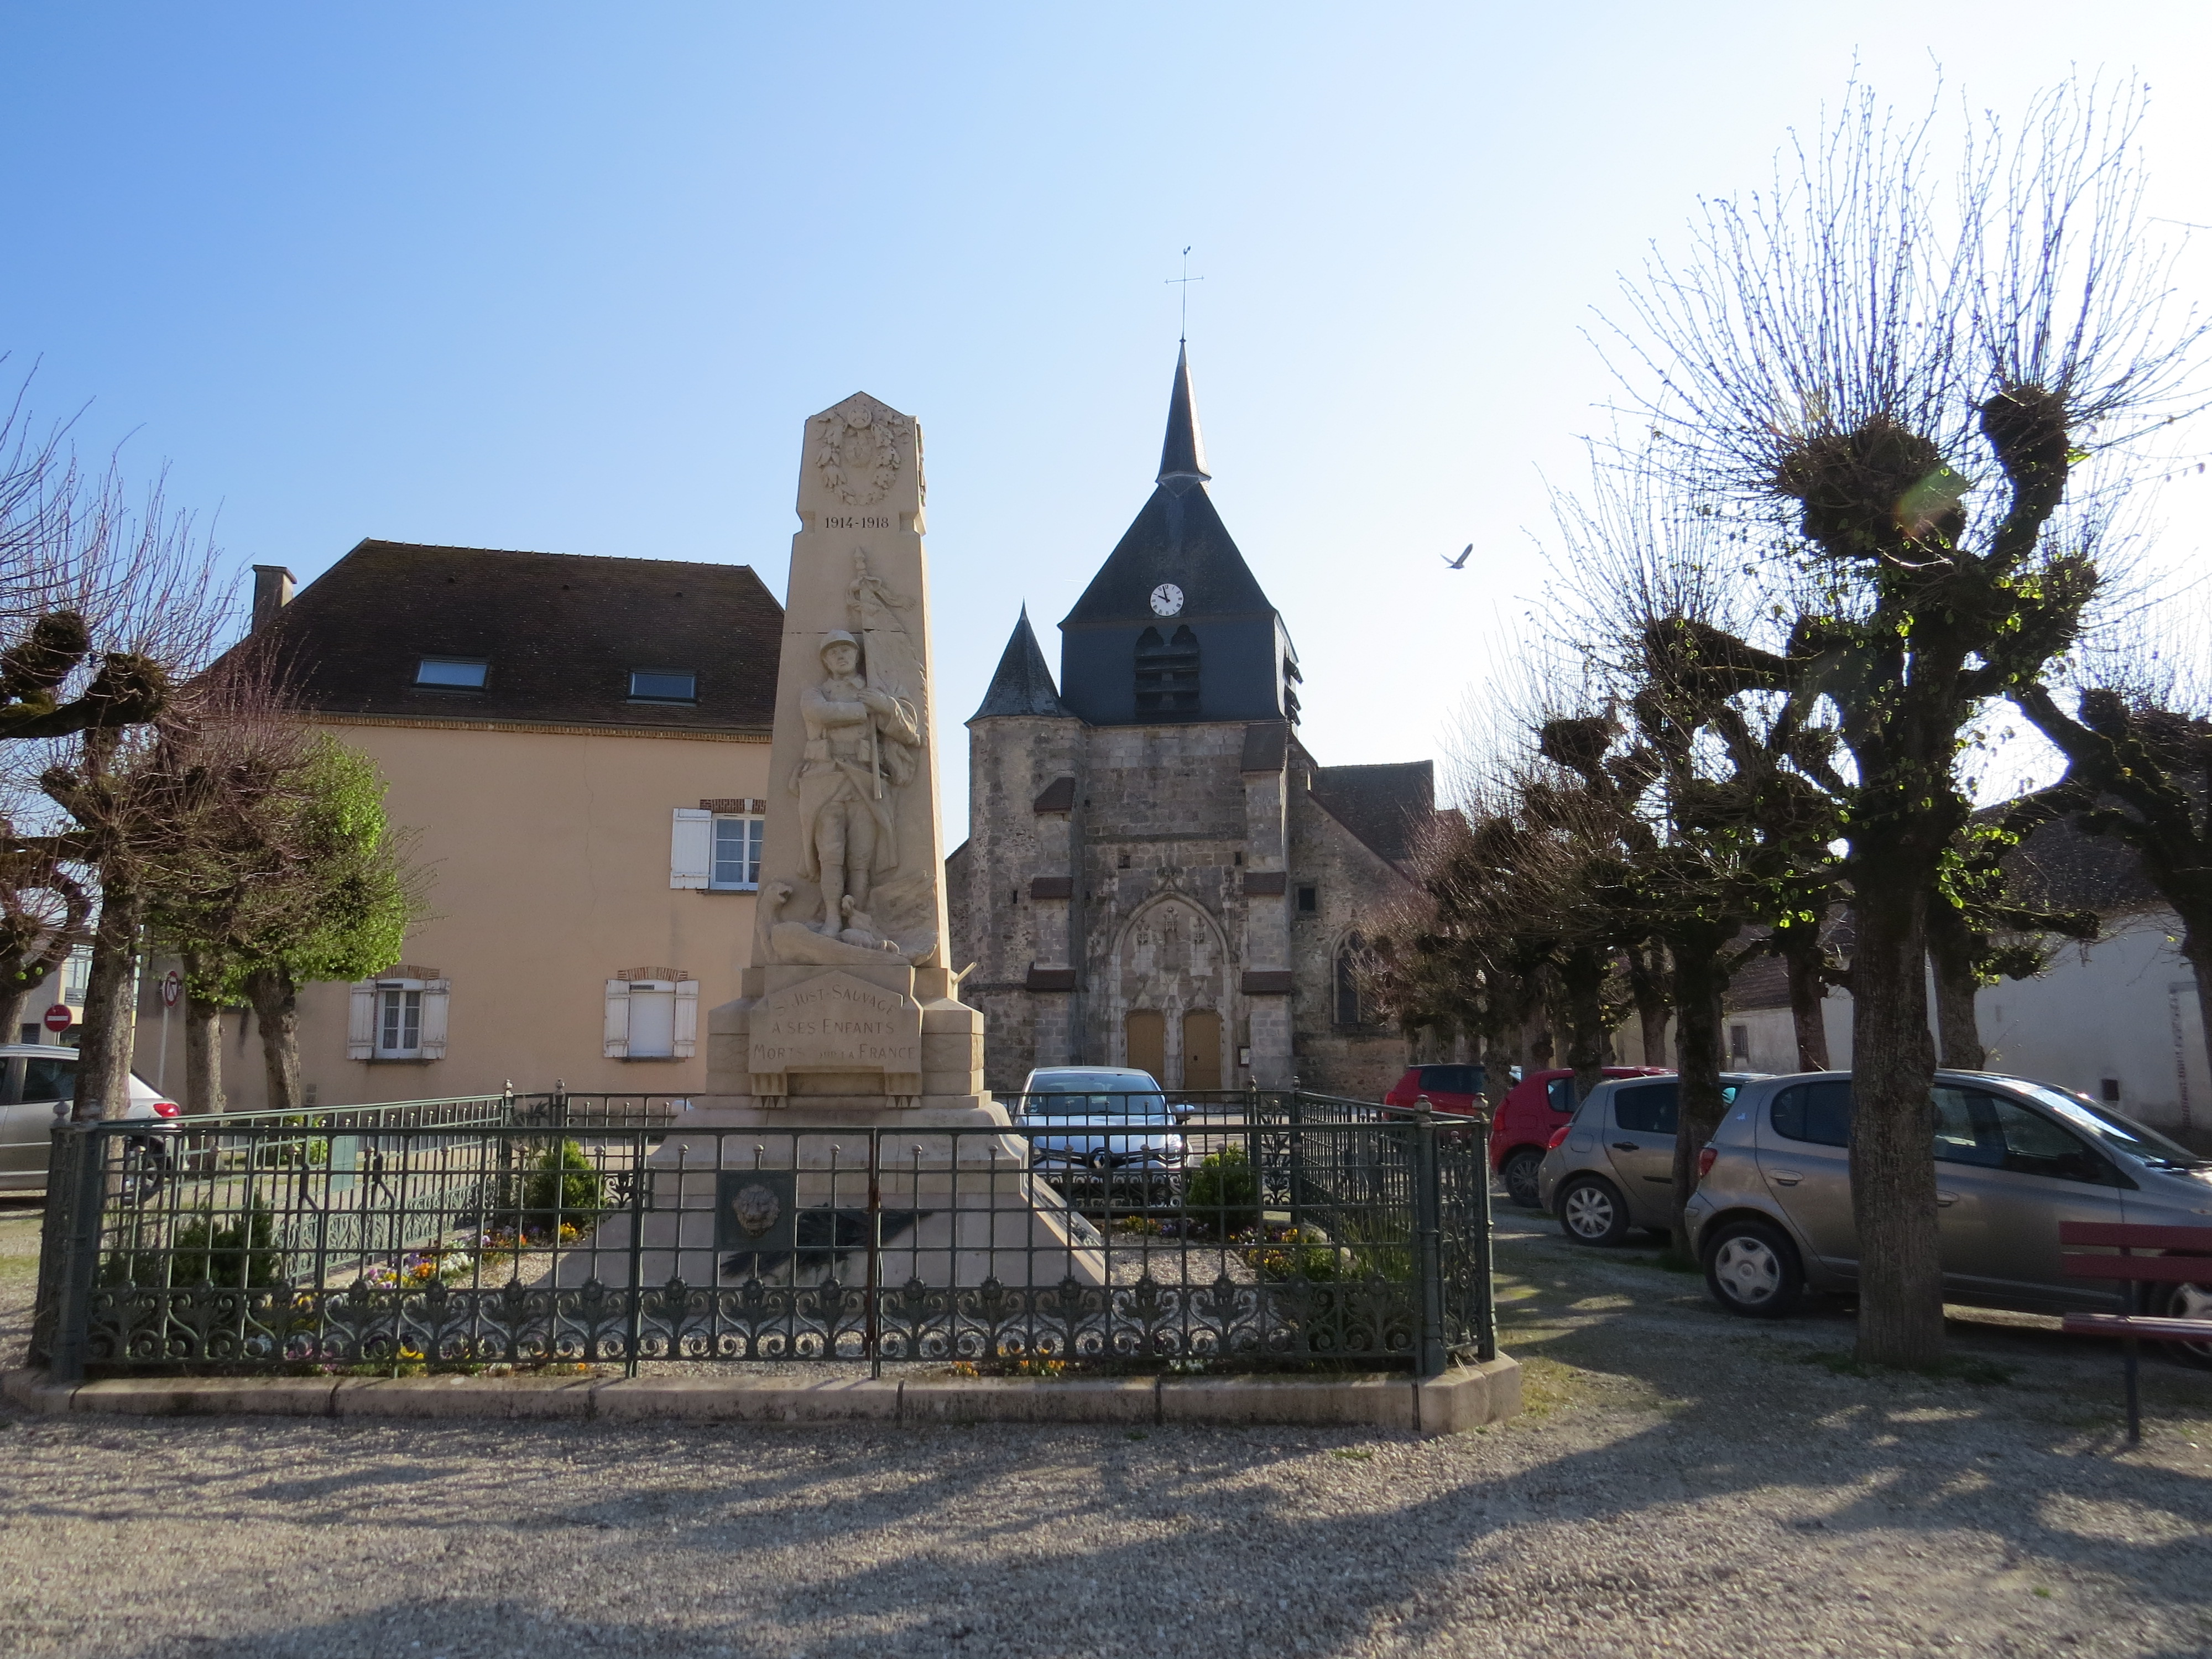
[{"x1": 31, "y1": 1090, "x2": 1493, "y2": 1381}]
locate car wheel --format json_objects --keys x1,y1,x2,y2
[
  {"x1": 121, "y1": 1137, "x2": 169, "y2": 1206},
  {"x1": 1703, "y1": 1218, "x2": 1802, "y2": 1319},
  {"x1": 1557, "y1": 1177, "x2": 1631, "y2": 1246},
  {"x1": 1501, "y1": 1149, "x2": 1544, "y2": 1209},
  {"x1": 2154, "y1": 1277, "x2": 2212, "y2": 1368}
]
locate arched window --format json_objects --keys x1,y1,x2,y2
[
  {"x1": 1334, "y1": 933, "x2": 1369, "y2": 1027},
  {"x1": 1134, "y1": 624, "x2": 1201, "y2": 717}
]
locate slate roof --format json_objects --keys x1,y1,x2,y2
[
  {"x1": 1308, "y1": 757, "x2": 1437, "y2": 868},
  {"x1": 1157, "y1": 341, "x2": 1210, "y2": 484},
  {"x1": 971, "y1": 607, "x2": 1071, "y2": 719},
  {"x1": 247, "y1": 540, "x2": 782, "y2": 733},
  {"x1": 1060, "y1": 345, "x2": 1276, "y2": 629}
]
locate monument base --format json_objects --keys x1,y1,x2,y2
[{"x1": 571, "y1": 977, "x2": 1098, "y2": 1290}]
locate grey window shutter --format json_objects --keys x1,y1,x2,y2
[
  {"x1": 672, "y1": 981, "x2": 700, "y2": 1058},
  {"x1": 670, "y1": 808, "x2": 712, "y2": 889},
  {"x1": 347, "y1": 982, "x2": 377, "y2": 1060},
  {"x1": 419, "y1": 980, "x2": 451, "y2": 1060},
  {"x1": 603, "y1": 979, "x2": 630, "y2": 1057}
]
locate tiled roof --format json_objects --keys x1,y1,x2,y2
[
  {"x1": 1308, "y1": 756, "x2": 1436, "y2": 867},
  {"x1": 246, "y1": 540, "x2": 781, "y2": 733}
]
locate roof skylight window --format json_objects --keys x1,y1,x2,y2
[
  {"x1": 416, "y1": 658, "x2": 488, "y2": 689},
  {"x1": 629, "y1": 669, "x2": 697, "y2": 703}
]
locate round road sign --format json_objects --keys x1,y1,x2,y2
[
  {"x1": 43, "y1": 1004, "x2": 72, "y2": 1033},
  {"x1": 161, "y1": 969, "x2": 182, "y2": 1008}
]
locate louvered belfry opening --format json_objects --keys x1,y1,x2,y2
[{"x1": 1134, "y1": 623, "x2": 1201, "y2": 717}]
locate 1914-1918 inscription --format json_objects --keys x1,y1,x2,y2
[
  {"x1": 748, "y1": 969, "x2": 923, "y2": 1075},
  {"x1": 821, "y1": 514, "x2": 894, "y2": 530}
]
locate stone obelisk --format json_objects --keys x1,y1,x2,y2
[{"x1": 701, "y1": 392, "x2": 995, "y2": 1124}]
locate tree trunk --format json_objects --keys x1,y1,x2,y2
[
  {"x1": 181, "y1": 953, "x2": 225, "y2": 1117},
  {"x1": 0, "y1": 976, "x2": 35, "y2": 1045},
  {"x1": 1558, "y1": 946, "x2": 1608, "y2": 1104},
  {"x1": 2180, "y1": 929, "x2": 2212, "y2": 1139},
  {"x1": 1926, "y1": 906, "x2": 1986, "y2": 1070},
  {"x1": 1667, "y1": 929, "x2": 1730, "y2": 1257},
  {"x1": 1627, "y1": 942, "x2": 1670, "y2": 1067},
  {"x1": 1779, "y1": 934, "x2": 1832, "y2": 1071},
  {"x1": 247, "y1": 968, "x2": 301, "y2": 1116},
  {"x1": 72, "y1": 885, "x2": 142, "y2": 1121},
  {"x1": 1847, "y1": 878, "x2": 1946, "y2": 1368}
]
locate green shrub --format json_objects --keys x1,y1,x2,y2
[
  {"x1": 1186, "y1": 1146, "x2": 1259, "y2": 1233},
  {"x1": 520, "y1": 1140, "x2": 604, "y2": 1224},
  {"x1": 1251, "y1": 1225, "x2": 1339, "y2": 1282},
  {"x1": 104, "y1": 1207, "x2": 286, "y2": 1289}
]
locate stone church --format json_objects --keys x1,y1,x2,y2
[{"x1": 947, "y1": 347, "x2": 1435, "y2": 1098}]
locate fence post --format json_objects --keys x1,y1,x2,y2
[
  {"x1": 865, "y1": 1129, "x2": 882, "y2": 1381},
  {"x1": 48, "y1": 1125, "x2": 107, "y2": 1384},
  {"x1": 1474, "y1": 1107, "x2": 1497, "y2": 1363},
  {"x1": 624, "y1": 1125, "x2": 647, "y2": 1378},
  {"x1": 1412, "y1": 1104, "x2": 1446, "y2": 1380}
]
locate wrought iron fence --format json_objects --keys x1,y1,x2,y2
[{"x1": 31, "y1": 1089, "x2": 1493, "y2": 1382}]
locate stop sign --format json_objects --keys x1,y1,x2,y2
[{"x1": 43, "y1": 1004, "x2": 72, "y2": 1033}]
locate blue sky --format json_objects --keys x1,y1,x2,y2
[{"x1": 4, "y1": 3, "x2": 2209, "y2": 835}]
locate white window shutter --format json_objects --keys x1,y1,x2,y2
[
  {"x1": 347, "y1": 981, "x2": 377, "y2": 1060},
  {"x1": 673, "y1": 980, "x2": 700, "y2": 1058},
  {"x1": 670, "y1": 807, "x2": 711, "y2": 889},
  {"x1": 419, "y1": 980, "x2": 451, "y2": 1060},
  {"x1": 603, "y1": 979, "x2": 631, "y2": 1057}
]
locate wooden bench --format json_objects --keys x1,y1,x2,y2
[{"x1": 2058, "y1": 1220, "x2": 2212, "y2": 1443}]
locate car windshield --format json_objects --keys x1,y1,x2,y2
[
  {"x1": 1020, "y1": 1074, "x2": 1171, "y2": 1119},
  {"x1": 2008, "y1": 1082, "x2": 2205, "y2": 1167}
]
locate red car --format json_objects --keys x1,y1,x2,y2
[
  {"x1": 1383, "y1": 1063, "x2": 1487, "y2": 1117},
  {"x1": 1488, "y1": 1066, "x2": 1667, "y2": 1208}
]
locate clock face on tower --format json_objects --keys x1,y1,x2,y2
[{"x1": 1150, "y1": 582, "x2": 1185, "y2": 617}]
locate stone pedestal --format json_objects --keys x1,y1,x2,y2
[{"x1": 702, "y1": 962, "x2": 985, "y2": 1115}]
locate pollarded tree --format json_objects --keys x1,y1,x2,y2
[
  {"x1": 148, "y1": 732, "x2": 420, "y2": 1116},
  {"x1": 1608, "y1": 81, "x2": 2205, "y2": 1364}
]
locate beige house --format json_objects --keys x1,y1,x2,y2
[{"x1": 133, "y1": 540, "x2": 781, "y2": 1109}]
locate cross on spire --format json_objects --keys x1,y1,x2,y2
[{"x1": 1165, "y1": 245, "x2": 1204, "y2": 342}]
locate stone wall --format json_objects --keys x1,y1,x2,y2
[{"x1": 1286, "y1": 779, "x2": 1417, "y2": 1100}]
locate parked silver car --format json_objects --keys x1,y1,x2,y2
[
  {"x1": 1685, "y1": 1069, "x2": 2212, "y2": 1329},
  {"x1": 1011, "y1": 1067, "x2": 1187, "y2": 1196},
  {"x1": 1537, "y1": 1073, "x2": 1767, "y2": 1245},
  {"x1": 0, "y1": 1044, "x2": 180, "y2": 1196}
]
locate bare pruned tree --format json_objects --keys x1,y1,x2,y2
[{"x1": 1593, "y1": 78, "x2": 2206, "y2": 1365}]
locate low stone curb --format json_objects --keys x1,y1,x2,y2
[{"x1": 2, "y1": 1357, "x2": 1519, "y2": 1435}]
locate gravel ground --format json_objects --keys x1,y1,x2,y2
[{"x1": 2, "y1": 1192, "x2": 2210, "y2": 1657}]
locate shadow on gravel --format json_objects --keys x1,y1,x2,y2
[{"x1": 19, "y1": 1209, "x2": 2212, "y2": 1659}]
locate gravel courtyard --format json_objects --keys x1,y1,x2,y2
[{"x1": 2, "y1": 1192, "x2": 2208, "y2": 1658}]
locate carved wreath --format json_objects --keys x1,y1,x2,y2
[{"x1": 812, "y1": 407, "x2": 909, "y2": 507}]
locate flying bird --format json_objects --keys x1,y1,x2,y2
[{"x1": 1441, "y1": 544, "x2": 1472, "y2": 570}]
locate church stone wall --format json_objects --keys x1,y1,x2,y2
[
  {"x1": 1285, "y1": 785, "x2": 1416, "y2": 1100},
  {"x1": 951, "y1": 712, "x2": 1420, "y2": 1099}
]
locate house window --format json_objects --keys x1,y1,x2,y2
[
  {"x1": 416, "y1": 657, "x2": 488, "y2": 688},
  {"x1": 1133, "y1": 625, "x2": 1201, "y2": 717},
  {"x1": 1334, "y1": 933, "x2": 1369, "y2": 1026},
  {"x1": 604, "y1": 974, "x2": 700, "y2": 1060},
  {"x1": 347, "y1": 975, "x2": 450, "y2": 1061},
  {"x1": 378, "y1": 987, "x2": 423, "y2": 1057},
  {"x1": 1296, "y1": 884, "x2": 1318, "y2": 915},
  {"x1": 61, "y1": 945, "x2": 91, "y2": 1004},
  {"x1": 1729, "y1": 1024, "x2": 1750, "y2": 1063},
  {"x1": 711, "y1": 814, "x2": 763, "y2": 890},
  {"x1": 630, "y1": 669, "x2": 697, "y2": 703}
]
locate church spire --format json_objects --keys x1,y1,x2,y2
[
  {"x1": 971, "y1": 605, "x2": 1071, "y2": 719},
  {"x1": 1156, "y1": 341, "x2": 1211, "y2": 488}
]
